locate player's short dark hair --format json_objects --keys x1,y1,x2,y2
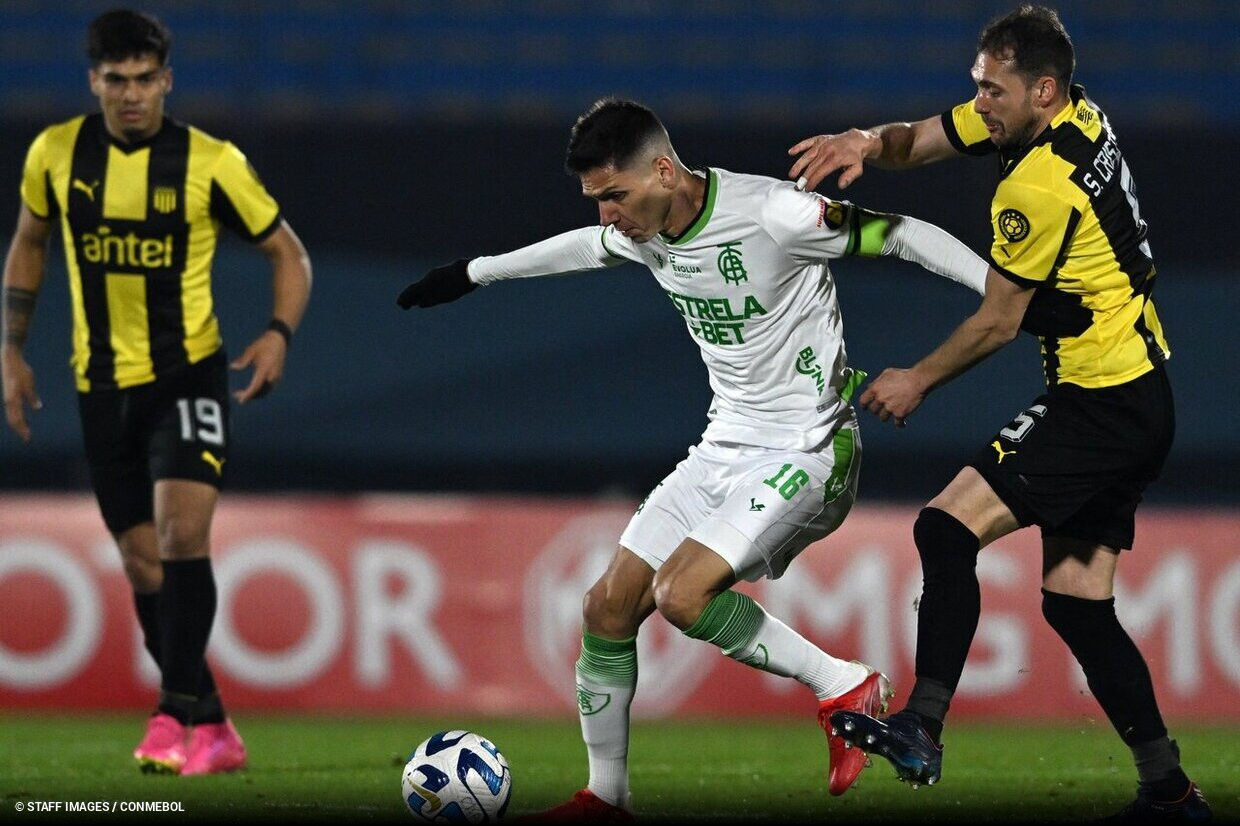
[
  {"x1": 565, "y1": 98, "x2": 669, "y2": 175},
  {"x1": 87, "y1": 9, "x2": 171, "y2": 67},
  {"x1": 978, "y1": 4, "x2": 1074, "y2": 89}
]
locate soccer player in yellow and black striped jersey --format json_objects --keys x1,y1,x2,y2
[
  {"x1": 788, "y1": 5, "x2": 1208, "y2": 820},
  {"x1": 1, "y1": 9, "x2": 312, "y2": 775}
]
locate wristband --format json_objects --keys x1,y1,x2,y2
[{"x1": 267, "y1": 318, "x2": 293, "y2": 344}]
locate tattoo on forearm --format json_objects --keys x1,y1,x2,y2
[{"x1": 2, "y1": 287, "x2": 37, "y2": 347}]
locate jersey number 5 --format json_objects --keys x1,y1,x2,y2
[{"x1": 998, "y1": 404, "x2": 1047, "y2": 442}]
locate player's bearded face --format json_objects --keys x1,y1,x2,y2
[
  {"x1": 90, "y1": 54, "x2": 171, "y2": 143},
  {"x1": 580, "y1": 163, "x2": 669, "y2": 244},
  {"x1": 971, "y1": 51, "x2": 1041, "y2": 150}
]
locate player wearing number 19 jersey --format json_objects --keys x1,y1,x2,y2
[
  {"x1": 397, "y1": 97, "x2": 987, "y2": 816},
  {"x1": 1, "y1": 10, "x2": 311, "y2": 775}
]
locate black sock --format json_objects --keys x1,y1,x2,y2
[
  {"x1": 136, "y1": 588, "x2": 225, "y2": 723},
  {"x1": 192, "y1": 650, "x2": 223, "y2": 725},
  {"x1": 911, "y1": 507, "x2": 981, "y2": 699},
  {"x1": 133, "y1": 590, "x2": 162, "y2": 667},
  {"x1": 903, "y1": 681, "x2": 952, "y2": 743},
  {"x1": 193, "y1": 691, "x2": 225, "y2": 725},
  {"x1": 157, "y1": 558, "x2": 218, "y2": 724},
  {"x1": 1041, "y1": 589, "x2": 1170, "y2": 748}
]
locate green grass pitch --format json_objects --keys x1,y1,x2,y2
[{"x1": 2, "y1": 713, "x2": 1236, "y2": 823}]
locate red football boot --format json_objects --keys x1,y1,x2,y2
[
  {"x1": 515, "y1": 789, "x2": 633, "y2": 822},
  {"x1": 817, "y1": 664, "x2": 894, "y2": 795}
]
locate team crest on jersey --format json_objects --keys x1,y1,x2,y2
[
  {"x1": 817, "y1": 198, "x2": 846, "y2": 229},
  {"x1": 997, "y1": 208, "x2": 1030, "y2": 242},
  {"x1": 716, "y1": 241, "x2": 747, "y2": 285},
  {"x1": 152, "y1": 186, "x2": 177, "y2": 214}
]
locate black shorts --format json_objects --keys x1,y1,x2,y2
[
  {"x1": 78, "y1": 350, "x2": 231, "y2": 534},
  {"x1": 968, "y1": 365, "x2": 1174, "y2": 550}
]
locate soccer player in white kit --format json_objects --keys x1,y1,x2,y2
[{"x1": 397, "y1": 98, "x2": 988, "y2": 820}]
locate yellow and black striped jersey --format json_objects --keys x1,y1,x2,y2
[
  {"x1": 20, "y1": 113, "x2": 281, "y2": 392},
  {"x1": 941, "y1": 85, "x2": 1169, "y2": 389}
]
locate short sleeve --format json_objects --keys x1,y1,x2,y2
[
  {"x1": 761, "y1": 183, "x2": 855, "y2": 261},
  {"x1": 20, "y1": 130, "x2": 53, "y2": 219},
  {"x1": 209, "y1": 141, "x2": 281, "y2": 242},
  {"x1": 988, "y1": 178, "x2": 1075, "y2": 286},
  {"x1": 941, "y1": 101, "x2": 997, "y2": 157}
]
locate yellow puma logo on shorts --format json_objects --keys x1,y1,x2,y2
[
  {"x1": 991, "y1": 440, "x2": 1017, "y2": 464},
  {"x1": 200, "y1": 450, "x2": 225, "y2": 476}
]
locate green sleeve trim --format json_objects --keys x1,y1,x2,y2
[
  {"x1": 576, "y1": 630, "x2": 637, "y2": 686},
  {"x1": 683, "y1": 590, "x2": 763, "y2": 655},
  {"x1": 839, "y1": 367, "x2": 867, "y2": 402},
  {"x1": 853, "y1": 209, "x2": 891, "y2": 257}
]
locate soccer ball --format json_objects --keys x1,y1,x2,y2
[{"x1": 401, "y1": 730, "x2": 512, "y2": 823}]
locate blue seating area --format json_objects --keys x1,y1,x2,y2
[{"x1": 1, "y1": 1, "x2": 1234, "y2": 124}]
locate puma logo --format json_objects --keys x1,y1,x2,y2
[
  {"x1": 991, "y1": 440, "x2": 1017, "y2": 464},
  {"x1": 200, "y1": 450, "x2": 225, "y2": 476},
  {"x1": 72, "y1": 178, "x2": 100, "y2": 201}
]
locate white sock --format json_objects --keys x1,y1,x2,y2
[
  {"x1": 730, "y1": 608, "x2": 867, "y2": 701},
  {"x1": 576, "y1": 633, "x2": 637, "y2": 811},
  {"x1": 685, "y1": 590, "x2": 865, "y2": 701}
]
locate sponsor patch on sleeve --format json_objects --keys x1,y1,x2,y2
[
  {"x1": 817, "y1": 198, "x2": 847, "y2": 229},
  {"x1": 997, "y1": 208, "x2": 1030, "y2": 242}
]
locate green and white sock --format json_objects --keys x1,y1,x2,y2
[
  {"x1": 575, "y1": 631, "x2": 637, "y2": 811},
  {"x1": 684, "y1": 590, "x2": 864, "y2": 700}
]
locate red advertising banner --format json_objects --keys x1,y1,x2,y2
[{"x1": 1, "y1": 495, "x2": 1237, "y2": 720}]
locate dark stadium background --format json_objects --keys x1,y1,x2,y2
[{"x1": 1, "y1": 1, "x2": 1235, "y2": 505}]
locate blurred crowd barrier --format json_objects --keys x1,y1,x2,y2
[{"x1": 3, "y1": 494, "x2": 1237, "y2": 720}]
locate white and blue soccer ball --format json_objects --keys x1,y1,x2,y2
[{"x1": 401, "y1": 730, "x2": 512, "y2": 823}]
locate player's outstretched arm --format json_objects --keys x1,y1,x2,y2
[
  {"x1": 398, "y1": 227, "x2": 635, "y2": 311},
  {"x1": 872, "y1": 212, "x2": 988, "y2": 295},
  {"x1": 397, "y1": 259, "x2": 476, "y2": 309},
  {"x1": 787, "y1": 115, "x2": 955, "y2": 192}
]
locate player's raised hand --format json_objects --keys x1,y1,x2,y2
[
  {"x1": 397, "y1": 259, "x2": 477, "y2": 309},
  {"x1": 787, "y1": 129, "x2": 880, "y2": 192}
]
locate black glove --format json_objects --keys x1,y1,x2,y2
[{"x1": 396, "y1": 259, "x2": 477, "y2": 309}]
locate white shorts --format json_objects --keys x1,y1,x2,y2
[{"x1": 619, "y1": 425, "x2": 861, "y2": 582}]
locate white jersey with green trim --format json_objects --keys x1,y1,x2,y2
[
  {"x1": 604, "y1": 167, "x2": 859, "y2": 450},
  {"x1": 469, "y1": 166, "x2": 987, "y2": 451}
]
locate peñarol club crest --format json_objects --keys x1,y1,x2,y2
[
  {"x1": 716, "y1": 241, "x2": 747, "y2": 285},
  {"x1": 152, "y1": 186, "x2": 177, "y2": 214}
]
